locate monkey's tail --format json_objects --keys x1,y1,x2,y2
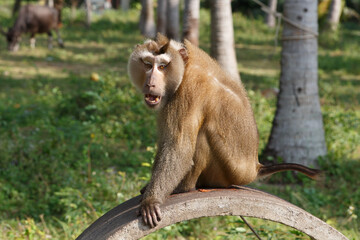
[{"x1": 258, "y1": 163, "x2": 322, "y2": 180}]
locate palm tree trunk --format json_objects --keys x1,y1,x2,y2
[
  {"x1": 210, "y1": 0, "x2": 240, "y2": 81},
  {"x1": 266, "y1": 0, "x2": 277, "y2": 28},
  {"x1": 70, "y1": 0, "x2": 77, "y2": 22},
  {"x1": 182, "y1": 0, "x2": 200, "y2": 46},
  {"x1": 46, "y1": 0, "x2": 54, "y2": 7},
  {"x1": 264, "y1": 0, "x2": 327, "y2": 167},
  {"x1": 121, "y1": 0, "x2": 130, "y2": 11},
  {"x1": 140, "y1": 0, "x2": 155, "y2": 38},
  {"x1": 112, "y1": 0, "x2": 120, "y2": 9},
  {"x1": 327, "y1": 0, "x2": 342, "y2": 30},
  {"x1": 85, "y1": 0, "x2": 92, "y2": 27},
  {"x1": 156, "y1": 0, "x2": 167, "y2": 35},
  {"x1": 12, "y1": 0, "x2": 22, "y2": 16},
  {"x1": 166, "y1": 0, "x2": 180, "y2": 40}
]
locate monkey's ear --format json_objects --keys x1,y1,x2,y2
[
  {"x1": 159, "y1": 42, "x2": 170, "y2": 54},
  {"x1": 179, "y1": 48, "x2": 188, "y2": 63}
]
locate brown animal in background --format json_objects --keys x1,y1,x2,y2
[
  {"x1": 128, "y1": 34, "x2": 321, "y2": 228},
  {"x1": 0, "y1": 5, "x2": 64, "y2": 51}
]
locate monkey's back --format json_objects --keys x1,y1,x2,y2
[{"x1": 182, "y1": 41, "x2": 260, "y2": 187}]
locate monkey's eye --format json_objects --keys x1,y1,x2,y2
[
  {"x1": 158, "y1": 63, "x2": 168, "y2": 70},
  {"x1": 142, "y1": 60, "x2": 153, "y2": 69}
]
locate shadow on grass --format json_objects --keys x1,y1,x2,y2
[
  {"x1": 241, "y1": 71, "x2": 278, "y2": 90},
  {"x1": 0, "y1": 72, "x2": 90, "y2": 95},
  {"x1": 319, "y1": 54, "x2": 360, "y2": 75},
  {"x1": 63, "y1": 17, "x2": 141, "y2": 44}
]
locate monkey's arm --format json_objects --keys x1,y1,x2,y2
[{"x1": 141, "y1": 115, "x2": 201, "y2": 227}]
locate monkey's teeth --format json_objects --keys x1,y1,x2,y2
[{"x1": 145, "y1": 94, "x2": 161, "y2": 105}]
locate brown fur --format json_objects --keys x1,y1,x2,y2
[{"x1": 128, "y1": 34, "x2": 321, "y2": 228}]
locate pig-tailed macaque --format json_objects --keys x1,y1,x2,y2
[{"x1": 128, "y1": 34, "x2": 321, "y2": 228}]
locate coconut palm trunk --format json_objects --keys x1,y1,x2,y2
[
  {"x1": 156, "y1": 0, "x2": 167, "y2": 35},
  {"x1": 327, "y1": 0, "x2": 342, "y2": 30},
  {"x1": 85, "y1": 0, "x2": 92, "y2": 27},
  {"x1": 264, "y1": 0, "x2": 327, "y2": 167},
  {"x1": 121, "y1": 0, "x2": 130, "y2": 11},
  {"x1": 166, "y1": 0, "x2": 180, "y2": 40},
  {"x1": 140, "y1": 0, "x2": 155, "y2": 38},
  {"x1": 12, "y1": 0, "x2": 22, "y2": 16},
  {"x1": 210, "y1": 0, "x2": 240, "y2": 81},
  {"x1": 182, "y1": 0, "x2": 200, "y2": 46},
  {"x1": 266, "y1": 0, "x2": 278, "y2": 28},
  {"x1": 46, "y1": 0, "x2": 54, "y2": 7}
]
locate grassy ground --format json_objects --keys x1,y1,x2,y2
[{"x1": 0, "y1": 3, "x2": 359, "y2": 239}]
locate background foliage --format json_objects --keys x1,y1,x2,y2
[{"x1": 0, "y1": 1, "x2": 359, "y2": 239}]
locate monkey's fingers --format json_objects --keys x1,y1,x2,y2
[
  {"x1": 141, "y1": 207, "x2": 149, "y2": 226},
  {"x1": 150, "y1": 204, "x2": 161, "y2": 227},
  {"x1": 141, "y1": 204, "x2": 162, "y2": 228},
  {"x1": 154, "y1": 204, "x2": 161, "y2": 221},
  {"x1": 146, "y1": 205, "x2": 156, "y2": 228}
]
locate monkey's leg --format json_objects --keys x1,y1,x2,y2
[
  {"x1": 174, "y1": 165, "x2": 204, "y2": 193},
  {"x1": 207, "y1": 133, "x2": 259, "y2": 186},
  {"x1": 175, "y1": 134, "x2": 209, "y2": 193},
  {"x1": 222, "y1": 156, "x2": 259, "y2": 186}
]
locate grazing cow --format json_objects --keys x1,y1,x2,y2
[{"x1": 0, "y1": 5, "x2": 65, "y2": 51}]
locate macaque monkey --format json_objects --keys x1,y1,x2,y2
[{"x1": 128, "y1": 34, "x2": 321, "y2": 228}]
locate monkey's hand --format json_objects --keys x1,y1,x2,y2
[{"x1": 140, "y1": 198, "x2": 162, "y2": 228}]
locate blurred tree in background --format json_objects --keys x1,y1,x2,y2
[{"x1": 182, "y1": 0, "x2": 200, "y2": 45}]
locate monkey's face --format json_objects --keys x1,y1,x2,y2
[
  {"x1": 128, "y1": 39, "x2": 186, "y2": 110},
  {"x1": 141, "y1": 52, "x2": 170, "y2": 109}
]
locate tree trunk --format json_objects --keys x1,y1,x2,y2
[
  {"x1": 166, "y1": 0, "x2": 180, "y2": 41},
  {"x1": 156, "y1": 0, "x2": 167, "y2": 35},
  {"x1": 266, "y1": 0, "x2": 278, "y2": 28},
  {"x1": 12, "y1": 0, "x2": 21, "y2": 16},
  {"x1": 46, "y1": 0, "x2": 54, "y2": 7},
  {"x1": 264, "y1": 0, "x2": 327, "y2": 167},
  {"x1": 112, "y1": 0, "x2": 120, "y2": 9},
  {"x1": 54, "y1": 0, "x2": 64, "y2": 25},
  {"x1": 121, "y1": 0, "x2": 130, "y2": 11},
  {"x1": 140, "y1": 0, "x2": 155, "y2": 38},
  {"x1": 210, "y1": 0, "x2": 240, "y2": 81},
  {"x1": 85, "y1": 0, "x2": 92, "y2": 27},
  {"x1": 71, "y1": 0, "x2": 77, "y2": 22},
  {"x1": 182, "y1": 0, "x2": 200, "y2": 46},
  {"x1": 327, "y1": 0, "x2": 342, "y2": 30}
]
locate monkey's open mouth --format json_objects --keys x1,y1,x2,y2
[{"x1": 144, "y1": 94, "x2": 161, "y2": 106}]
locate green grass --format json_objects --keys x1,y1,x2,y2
[{"x1": 0, "y1": 4, "x2": 359, "y2": 240}]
